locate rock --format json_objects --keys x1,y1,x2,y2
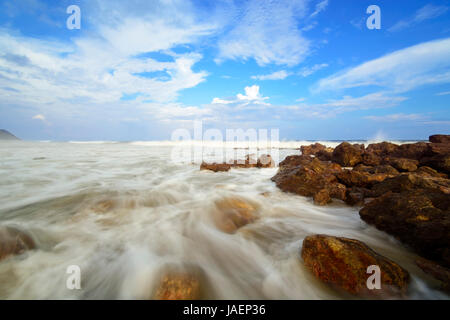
[
  {"x1": 0, "y1": 226, "x2": 36, "y2": 262},
  {"x1": 257, "y1": 154, "x2": 275, "y2": 168},
  {"x1": 416, "y1": 258, "x2": 450, "y2": 292},
  {"x1": 200, "y1": 162, "x2": 231, "y2": 172},
  {"x1": 392, "y1": 142, "x2": 428, "y2": 160},
  {"x1": 384, "y1": 158, "x2": 419, "y2": 172},
  {"x1": 365, "y1": 142, "x2": 399, "y2": 157},
  {"x1": 301, "y1": 143, "x2": 334, "y2": 157},
  {"x1": 316, "y1": 149, "x2": 333, "y2": 161},
  {"x1": 360, "y1": 190, "x2": 450, "y2": 267},
  {"x1": 154, "y1": 273, "x2": 201, "y2": 300},
  {"x1": 272, "y1": 157, "x2": 346, "y2": 203},
  {"x1": 429, "y1": 135, "x2": 450, "y2": 144},
  {"x1": 337, "y1": 169, "x2": 390, "y2": 188},
  {"x1": 415, "y1": 166, "x2": 448, "y2": 178},
  {"x1": 344, "y1": 187, "x2": 372, "y2": 206},
  {"x1": 332, "y1": 142, "x2": 364, "y2": 167},
  {"x1": 371, "y1": 173, "x2": 450, "y2": 197},
  {"x1": 421, "y1": 154, "x2": 450, "y2": 175},
  {"x1": 213, "y1": 198, "x2": 259, "y2": 233},
  {"x1": 354, "y1": 164, "x2": 399, "y2": 175},
  {"x1": 301, "y1": 235, "x2": 409, "y2": 296},
  {"x1": 362, "y1": 152, "x2": 382, "y2": 166},
  {"x1": 314, "y1": 189, "x2": 331, "y2": 206}
]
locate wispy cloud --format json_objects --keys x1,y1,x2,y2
[
  {"x1": 299, "y1": 63, "x2": 328, "y2": 77},
  {"x1": 310, "y1": 0, "x2": 329, "y2": 18},
  {"x1": 251, "y1": 70, "x2": 290, "y2": 81},
  {"x1": 216, "y1": 0, "x2": 310, "y2": 66},
  {"x1": 364, "y1": 113, "x2": 425, "y2": 122},
  {"x1": 389, "y1": 4, "x2": 449, "y2": 32},
  {"x1": 436, "y1": 91, "x2": 450, "y2": 96},
  {"x1": 315, "y1": 38, "x2": 450, "y2": 93}
]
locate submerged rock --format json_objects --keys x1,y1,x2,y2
[
  {"x1": 200, "y1": 162, "x2": 231, "y2": 172},
  {"x1": 213, "y1": 198, "x2": 259, "y2": 233},
  {"x1": 0, "y1": 226, "x2": 36, "y2": 262},
  {"x1": 301, "y1": 235, "x2": 409, "y2": 297},
  {"x1": 154, "y1": 273, "x2": 201, "y2": 300}
]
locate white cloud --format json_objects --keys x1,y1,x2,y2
[
  {"x1": 251, "y1": 70, "x2": 290, "y2": 81},
  {"x1": 315, "y1": 38, "x2": 450, "y2": 93},
  {"x1": 32, "y1": 114, "x2": 46, "y2": 121},
  {"x1": 299, "y1": 63, "x2": 328, "y2": 77},
  {"x1": 212, "y1": 85, "x2": 269, "y2": 105},
  {"x1": 310, "y1": 0, "x2": 329, "y2": 17},
  {"x1": 364, "y1": 113, "x2": 425, "y2": 122},
  {"x1": 216, "y1": 0, "x2": 310, "y2": 66},
  {"x1": 389, "y1": 4, "x2": 449, "y2": 32},
  {"x1": 437, "y1": 91, "x2": 450, "y2": 96}
]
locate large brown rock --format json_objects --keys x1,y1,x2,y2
[
  {"x1": 272, "y1": 157, "x2": 346, "y2": 203},
  {"x1": 301, "y1": 143, "x2": 333, "y2": 156},
  {"x1": 354, "y1": 164, "x2": 399, "y2": 175},
  {"x1": 384, "y1": 158, "x2": 419, "y2": 172},
  {"x1": 213, "y1": 198, "x2": 259, "y2": 233},
  {"x1": 332, "y1": 142, "x2": 364, "y2": 167},
  {"x1": 371, "y1": 173, "x2": 450, "y2": 197},
  {"x1": 301, "y1": 235, "x2": 409, "y2": 296},
  {"x1": 430, "y1": 135, "x2": 450, "y2": 144},
  {"x1": 154, "y1": 273, "x2": 201, "y2": 300},
  {"x1": 360, "y1": 190, "x2": 450, "y2": 267},
  {"x1": 365, "y1": 142, "x2": 399, "y2": 157},
  {"x1": 200, "y1": 162, "x2": 231, "y2": 172},
  {"x1": 392, "y1": 142, "x2": 428, "y2": 160},
  {"x1": 337, "y1": 169, "x2": 390, "y2": 188},
  {"x1": 0, "y1": 226, "x2": 36, "y2": 262},
  {"x1": 414, "y1": 166, "x2": 448, "y2": 178}
]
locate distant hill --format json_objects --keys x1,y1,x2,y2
[{"x1": 0, "y1": 129, "x2": 20, "y2": 140}]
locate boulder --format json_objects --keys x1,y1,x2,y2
[
  {"x1": 272, "y1": 157, "x2": 346, "y2": 203},
  {"x1": 392, "y1": 142, "x2": 428, "y2": 160},
  {"x1": 301, "y1": 235, "x2": 409, "y2": 296},
  {"x1": 200, "y1": 162, "x2": 231, "y2": 172},
  {"x1": 332, "y1": 142, "x2": 364, "y2": 167},
  {"x1": 213, "y1": 198, "x2": 259, "y2": 233},
  {"x1": 316, "y1": 149, "x2": 333, "y2": 161},
  {"x1": 344, "y1": 187, "x2": 371, "y2": 206},
  {"x1": 371, "y1": 173, "x2": 450, "y2": 197},
  {"x1": 414, "y1": 166, "x2": 448, "y2": 178},
  {"x1": 300, "y1": 143, "x2": 332, "y2": 156},
  {"x1": 337, "y1": 169, "x2": 390, "y2": 188},
  {"x1": 0, "y1": 226, "x2": 36, "y2": 262},
  {"x1": 314, "y1": 189, "x2": 332, "y2": 206},
  {"x1": 257, "y1": 154, "x2": 275, "y2": 168},
  {"x1": 421, "y1": 154, "x2": 450, "y2": 175},
  {"x1": 360, "y1": 190, "x2": 450, "y2": 267},
  {"x1": 429, "y1": 135, "x2": 450, "y2": 144},
  {"x1": 361, "y1": 152, "x2": 382, "y2": 166},
  {"x1": 354, "y1": 164, "x2": 399, "y2": 176},
  {"x1": 154, "y1": 273, "x2": 201, "y2": 300},
  {"x1": 384, "y1": 158, "x2": 419, "y2": 172},
  {"x1": 365, "y1": 142, "x2": 399, "y2": 157},
  {"x1": 416, "y1": 258, "x2": 450, "y2": 292}
]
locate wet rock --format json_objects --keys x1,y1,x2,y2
[
  {"x1": 314, "y1": 189, "x2": 331, "y2": 206},
  {"x1": 231, "y1": 155, "x2": 258, "y2": 168},
  {"x1": 154, "y1": 273, "x2": 201, "y2": 300},
  {"x1": 371, "y1": 173, "x2": 450, "y2": 197},
  {"x1": 392, "y1": 142, "x2": 428, "y2": 160},
  {"x1": 361, "y1": 152, "x2": 382, "y2": 166},
  {"x1": 316, "y1": 149, "x2": 333, "y2": 161},
  {"x1": 301, "y1": 235, "x2": 409, "y2": 296},
  {"x1": 414, "y1": 166, "x2": 448, "y2": 178},
  {"x1": 421, "y1": 154, "x2": 450, "y2": 175},
  {"x1": 213, "y1": 198, "x2": 259, "y2": 233},
  {"x1": 354, "y1": 164, "x2": 399, "y2": 176},
  {"x1": 365, "y1": 142, "x2": 399, "y2": 157},
  {"x1": 360, "y1": 190, "x2": 450, "y2": 267},
  {"x1": 200, "y1": 162, "x2": 231, "y2": 172},
  {"x1": 278, "y1": 155, "x2": 314, "y2": 171},
  {"x1": 384, "y1": 158, "x2": 419, "y2": 172},
  {"x1": 337, "y1": 169, "x2": 390, "y2": 188},
  {"x1": 257, "y1": 154, "x2": 275, "y2": 168},
  {"x1": 416, "y1": 258, "x2": 450, "y2": 292},
  {"x1": 344, "y1": 187, "x2": 372, "y2": 206},
  {"x1": 429, "y1": 135, "x2": 450, "y2": 144},
  {"x1": 301, "y1": 143, "x2": 333, "y2": 156},
  {"x1": 0, "y1": 226, "x2": 36, "y2": 262},
  {"x1": 272, "y1": 157, "x2": 346, "y2": 203},
  {"x1": 332, "y1": 142, "x2": 364, "y2": 167}
]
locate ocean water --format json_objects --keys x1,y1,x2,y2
[{"x1": 0, "y1": 140, "x2": 448, "y2": 300}]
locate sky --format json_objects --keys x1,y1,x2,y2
[{"x1": 0, "y1": 0, "x2": 449, "y2": 141}]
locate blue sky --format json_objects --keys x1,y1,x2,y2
[{"x1": 0, "y1": 0, "x2": 449, "y2": 141}]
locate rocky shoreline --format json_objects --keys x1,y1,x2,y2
[{"x1": 200, "y1": 134, "x2": 450, "y2": 297}]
